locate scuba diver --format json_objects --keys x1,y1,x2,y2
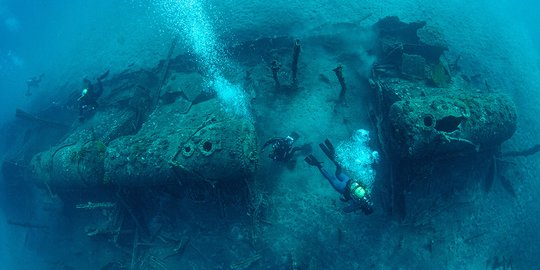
[
  {"x1": 78, "y1": 70, "x2": 109, "y2": 121},
  {"x1": 25, "y1": 73, "x2": 44, "y2": 96},
  {"x1": 262, "y1": 131, "x2": 310, "y2": 162},
  {"x1": 305, "y1": 139, "x2": 374, "y2": 215}
]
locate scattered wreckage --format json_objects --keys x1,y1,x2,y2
[{"x1": 2, "y1": 15, "x2": 534, "y2": 268}]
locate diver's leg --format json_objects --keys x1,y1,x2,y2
[
  {"x1": 78, "y1": 102, "x2": 86, "y2": 121},
  {"x1": 334, "y1": 165, "x2": 350, "y2": 183},
  {"x1": 90, "y1": 99, "x2": 99, "y2": 109},
  {"x1": 319, "y1": 140, "x2": 339, "y2": 167},
  {"x1": 94, "y1": 70, "x2": 108, "y2": 98},
  {"x1": 306, "y1": 155, "x2": 347, "y2": 194},
  {"x1": 98, "y1": 69, "x2": 110, "y2": 80},
  {"x1": 79, "y1": 102, "x2": 84, "y2": 116},
  {"x1": 323, "y1": 167, "x2": 347, "y2": 194},
  {"x1": 336, "y1": 164, "x2": 342, "y2": 176},
  {"x1": 319, "y1": 167, "x2": 332, "y2": 180},
  {"x1": 320, "y1": 167, "x2": 342, "y2": 191},
  {"x1": 94, "y1": 80, "x2": 104, "y2": 97}
]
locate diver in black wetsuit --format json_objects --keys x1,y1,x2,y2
[
  {"x1": 262, "y1": 131, "x2": 309, "y2": 162},
  {"x1": 305, "y1": 139, "x2": 374, "y2": 215},
  {"x1": 78, "y1": 70, "x2": 109, "y2": 121},
  {"x1": 25, "y1": 73, "x2": 44, "y2": 96}
]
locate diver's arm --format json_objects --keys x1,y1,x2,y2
[
  {"x1": 343, "y1": 203, "x2": 362, "y2": 213},
  {"x1": 262, "y1": 138, "x2": 282, "y2": 150}
]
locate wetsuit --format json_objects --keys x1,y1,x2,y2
[
  {"x1": 318, "y1": 163, "x2": 350, "y2": 194},
  {"x1": 306, "y1": 139, "x2": 374, "y2": 214},
  {"x1": 79, "y1": 71, "x2": 108, "y2": 118},
  {"x1": 262, "y1": 136, "x2": 304, "y2": 162},
  {"x1": 318, "y1": 163, "x2": 373, "y2": 214},
  {"x1": 25, "y1": 73, "x2": 44, "y2": 96}
]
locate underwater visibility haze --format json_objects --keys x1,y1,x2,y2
[{"x1": 1, "y1": 0, "x2": 540, "y2": 269}]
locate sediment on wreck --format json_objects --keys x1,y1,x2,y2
[
  {"x1": 30, "y1": 59, "x2": 258, "y2": 195},
  {"x1": 388, "y1": 93, "x2": 517, "y2": 159}
]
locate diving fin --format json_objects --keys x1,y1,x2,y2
[
  {"x1": 319, "y1": 141, "x2": 335, "y2": 161},
  {"x1": 304, "y1": 154, "x2": 322, "y2": 168},
  {"x1": 324, "y1": 139, "x2": 335, "y2": 153},
  {"x1": 320, "y1": 139, "x2": 340, "y2": 166}
]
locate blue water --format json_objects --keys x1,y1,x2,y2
[{"x1": 1, "y1": 0, "x2": 540, "y2": 269}]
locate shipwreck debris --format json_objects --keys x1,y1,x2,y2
[
  {"x1": 15, "y1": 108, "x2": 69, "y2": 129},
  {"x1": 388, "y1": 93, "x2": 516, "y2": 159},
  {"x1": 230, "y1": 253, "x2": 262, "y2": 270},
  {"x1": 333, "y1": 64, "x2": 347, "y2": 102},
  {"x1": 7, "y1": 220, "x2": 49, "y2": 229},
  {"x1": 271, "y1": 60, "x2": 282, "y2": 90},
  {"x1": 31, "y1": 93, "x2": 257, "y2": 189},
  {"x1": 291, "y1": 39, "x2": 301, "y2": 88}
]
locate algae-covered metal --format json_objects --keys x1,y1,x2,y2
[
  {"x1": 30, "y1": 70, "x2": 257, "y2": 190},
  {"x1": 388, "y1": 93, "x2": 516, "y2": 159},
  {"x1": 105, "y1": 98, "x2": 257, "y2": 187}
]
